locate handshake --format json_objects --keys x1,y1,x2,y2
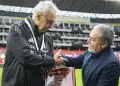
[{"x1": 53, "y1": 49, "x2": 68, "y2": 66}]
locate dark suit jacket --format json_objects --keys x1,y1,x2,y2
[{"x1": 62, "y1": 48, "x2": 120, "y2": 86}]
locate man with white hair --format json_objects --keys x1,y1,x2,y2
[
  {"x1": 2, "y1": 1, "x2": 63, "y2": 86},
  {"x1": 61, "y1": 24, "x2": 120, "y2": 86}
]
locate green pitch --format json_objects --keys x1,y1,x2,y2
[
  {"x1": 0, "y1": 68, "x2": 119, "y2": 86},
  {"x1": 75, "y1": 69, "x2": 83, "y2": 86},
  {"x1": 0, "y1": 68, "x2": 2, "y2": 86}
]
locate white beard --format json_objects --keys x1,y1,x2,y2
[{"x1": 88, "y1": 46, "x2": 101, "y2": 54}]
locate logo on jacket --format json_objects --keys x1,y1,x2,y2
[
  {"x1": 28, "y1": 37, "x2": 35, "y2": 54},
  {"x1": 28, "y1": 37, "x2": 34, "y2": 43}
]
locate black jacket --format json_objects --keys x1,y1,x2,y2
[{"x1": 2, "y1": 16, "x2": 54, "y2": 86}]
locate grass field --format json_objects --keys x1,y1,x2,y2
[
  {"x1": 0, "y1": 68, "x2": 119, "y2": 86},
  {"x1": 0, "y1": 68, "x2": 2, "y2": 86}
]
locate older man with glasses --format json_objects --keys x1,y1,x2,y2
[{"x1": 2, "y1": 1, "x2": 64, "y2": 86}]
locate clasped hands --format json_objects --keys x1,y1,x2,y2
[{"x1": 53, "y1": 49, "x2": 68, "y2": 65}]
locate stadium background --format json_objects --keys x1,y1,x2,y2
[{"x1": 0, "y1": 0, "x2": 120, "y2": 86}]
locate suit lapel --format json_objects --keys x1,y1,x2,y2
[
  {"x1": 83, "y1": 48, "x2": 110, "y2": 86},
  {"x1": 82, "y1": 52, "x2": 92, "y2": 69},
  {"x1": 82, "y1": 52, "x2": 91, "y2": 85}
]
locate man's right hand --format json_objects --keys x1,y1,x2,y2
[
  {"x1": 54, "y1": 49, "x2": 63, "y2": 65},
  {"x1": 54, "y1": 49, "x2": 68, "y2": 65}
]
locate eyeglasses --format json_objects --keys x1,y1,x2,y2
[
  {"x1": 47, "y1": 19, "x2": 55, "y2": 25},
  {"x1": 43, "y1": 15, "x2": 55, "y2": 25}
]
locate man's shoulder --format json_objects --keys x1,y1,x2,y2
[
  {"x1": 11, "y1": 20, "x2": 25, "y2": 27},
  {"x1": 103, "y1": 50, "x2": 120, "y2": 66},
  {"x1": 10, "y1": 20, "x2": 29, "y2": 34}
]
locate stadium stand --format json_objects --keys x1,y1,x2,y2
[
  {"x1": 0, "y1": 16, "x2": 119, "y2": 51},
  {"x1": 0, "y1": 0, "x2": 120, "y2": 64}
]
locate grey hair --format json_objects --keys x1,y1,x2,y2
[
  {"x1": 32, "y1": 1, "x2": 59, "y2": 19},
  {"x1": 94, "y1": 24, "x2": 114, "y2": 47}
]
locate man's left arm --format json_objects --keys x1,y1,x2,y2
[
  {"x1": 97, "y1": 62, "x2": 120, "y2": 86},
  {"x1": 61, "y1": 54, "x2": 85, "y2": 69}
]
